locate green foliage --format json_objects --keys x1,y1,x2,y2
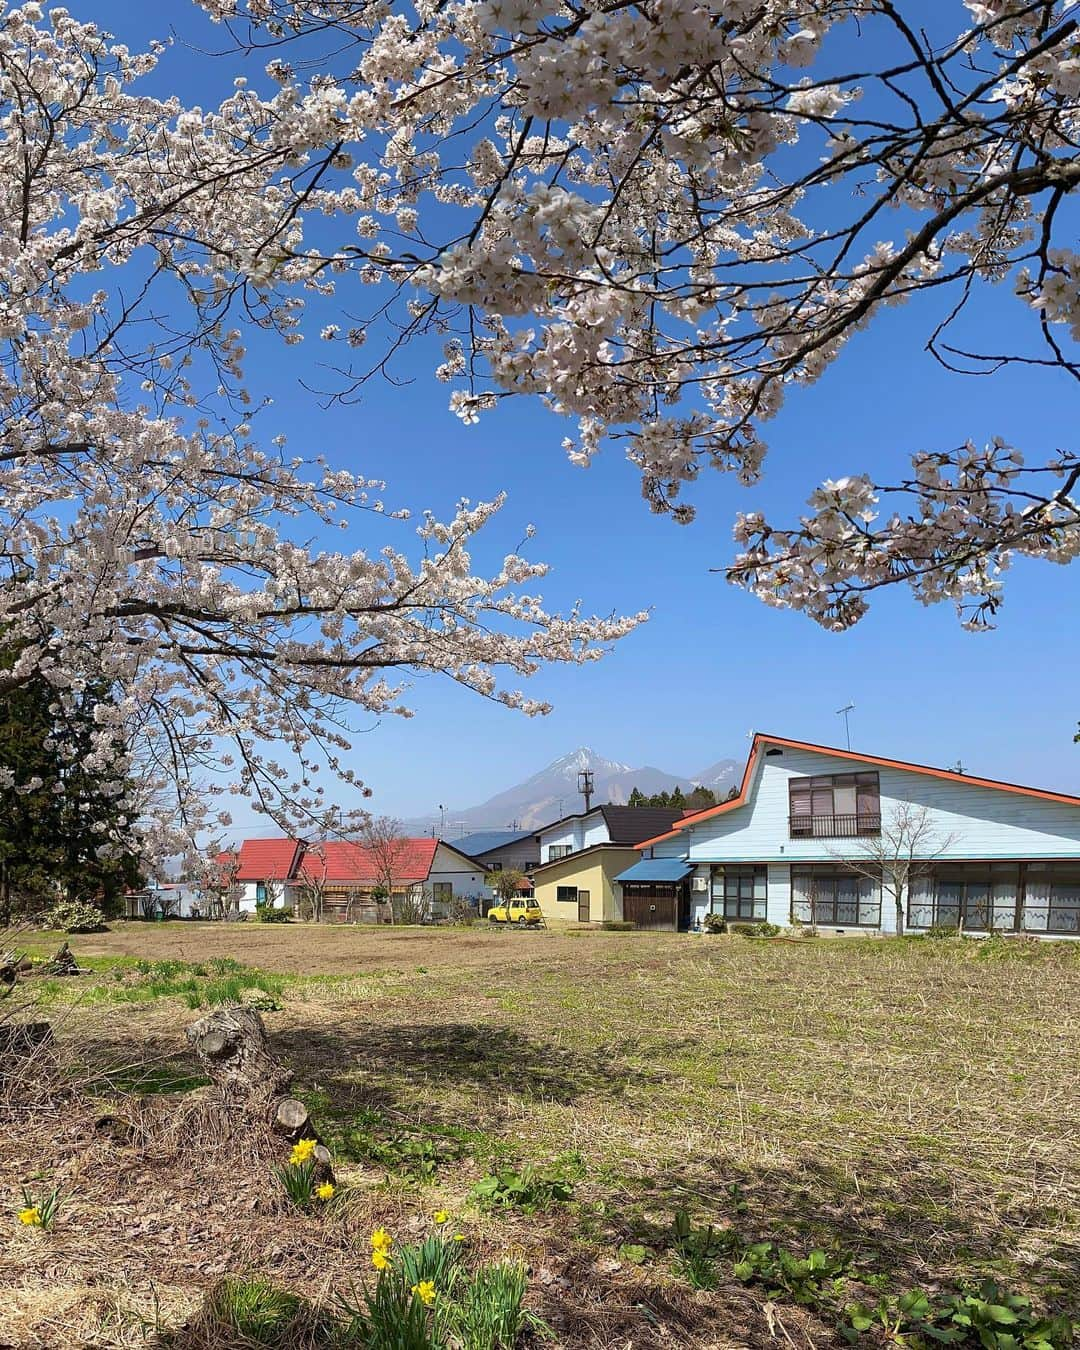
[
  {"x1": 0, "y1": 638, "x2": 143, "y2": 921},
  {"x1": 601, "y1": 919, "x2": 636, "y2": 931},
  {"x1": 45, "y1": 900, "x2": 105, "y2": 932},
  {"x1": 274, "y1": 1156, "x2": 317, "y2": 1209},
  {"x1": 204, "y1": 1276, "x2": 304, "y2": 1347},
  {"x1": 468, "y1": 1153, "x2": 584, "y2": 1214},
  {"x1": 730, "y1": 920, "x2": 781, "y2": 938},
  {"x1": 733, "y1": 1242, "x2": 850, "y2": 1305},
  {"x1": 339, "y1": 1124, "x2": 464, "y2": 1182},
  {"x1": 670, "y1": 1209, "x2": 738, "y2": 1290},
  {"x1": 628, "y1": 783, "x2": 717, "y2": 809},
  {"x1": 449, "y1": 1262, "x2": 549, "y2": 1350},
  {"x1": 488, "y1": 869, "x2": 529, "y2": 903},
  {"x1": 338, "y1": 1267, "x2": 439, "y2": 1350},
  {"x1": 702, "y1": 913, "x2": 727, "y2": 934},
  {"x1": 845, "y1": 1281, "x2": 1075, "y2": 1349},
  {"x1": 254, "y1": 900, "x2": 292, "y2": 924},
  {"x1": 617, "y1": 1243, "x2": 649, "y2": 1266},
  {"x1": 19, "y1": 1184, "x2": 62, "y2": 1231}
]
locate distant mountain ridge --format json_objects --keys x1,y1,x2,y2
[{"x1": 407, "y1": 746, "x2": 741, "y2": 836}]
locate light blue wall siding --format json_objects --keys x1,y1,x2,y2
[
  {"x1": 657, "y1": 746, "x2": 1080, "y2": 865},
  {"x1": 539, "y1": 810, "x2": 611, "y2": 859}
]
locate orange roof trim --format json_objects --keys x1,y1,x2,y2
[{"x1": 634, "y1": 733, "x2": 1080, "y2": 848}]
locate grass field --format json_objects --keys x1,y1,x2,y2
[{"x1": 1, "y1": 922, "x2": 1078, "y2": 1348}]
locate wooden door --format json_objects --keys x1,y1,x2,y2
[{"x1": 577, "y1": 889, "x2": 591, "y2": 922}]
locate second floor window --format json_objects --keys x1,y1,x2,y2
[
  {"x1": 547, "y1": 844, "x2": 573, "y2": 862},
  {"x1": 789, "y1": 772, "x2": 880, "y2": 838}
]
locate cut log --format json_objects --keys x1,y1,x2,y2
[
  {"x1": 185, "y1": 1007, "x2": 292, "y2": 1105},
  {"x1": 273, "y1": 1097, "x2": 311, "y2": 1138}
]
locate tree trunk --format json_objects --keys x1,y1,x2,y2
[{"x1": 186, "y1": 1007, "x2": 292, "y2": 1106}]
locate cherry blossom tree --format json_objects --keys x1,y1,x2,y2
[
  {"x1": 0, "y1": 3, "x2": 643, "y2": 859},
  {"x1": 7, "y1": 0, "x2": 1080, "y2": 864},
  {"x1": 187, "y1": 0, "x2": 1080, "y2": 632}
]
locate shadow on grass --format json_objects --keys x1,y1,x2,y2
[
  {"x1": 273, "y1": 1020, "x2": 672, "y2": 1119},
  {"x1": 592, "y1": 1149, "x2": 1080, "y2": 1309}
]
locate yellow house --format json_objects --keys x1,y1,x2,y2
[{"x1": 531, "y1": 845, "x2": 642, "y2": 924}]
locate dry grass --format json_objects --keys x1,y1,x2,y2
[{"x1": 0, "y1": 925, "x2": 1077, "y2": 1347}]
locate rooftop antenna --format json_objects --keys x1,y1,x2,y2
[
  {"x1": 836, "y1": 702, "x2": 855, "y2": 751},
  {"x1": 578, "y1": 768, "x2": 594, "y2": 813}
]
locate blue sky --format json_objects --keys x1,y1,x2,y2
[{"x1": 77, "y1": 1, "x2": 1080, "y2": 827}]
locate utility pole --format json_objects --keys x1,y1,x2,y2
[
  {"x1": 437, "y1": 803, "x2": 446, "y2": 838},
  {"x1": 835, "y1": 702, "x2": 855, "y2": 750},
  {"x1": 578, "y1": 769, "x2": 594, "y2": 813}
]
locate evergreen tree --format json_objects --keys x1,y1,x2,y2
[
  {"x1": 669, "y1": 786, "x2": 686, "y2": 809},
  {"x1": 627, "y1": 787, "x2": 646, "y2": 807},
  {"x1": 0, "y1": 645, "x2": 142, "y2": 920}
]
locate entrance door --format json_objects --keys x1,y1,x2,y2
[{"x1": 577, "y1": 889, "x2": 591, "y2": 922}]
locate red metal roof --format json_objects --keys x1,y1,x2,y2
[
  {"x1": 297, "y1": 838, "x2": 439, "y2": 885},
  {"x1": 636, "y1": 733, "x2": 1080, "y2": 847},
  {"x1": 234, "y1": 838, "x2": 302, "y2": 882}
]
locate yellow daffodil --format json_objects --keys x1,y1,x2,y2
[
  {"x1": 433, "y1": 1209, "x2": 450, "y2": 1224},
  {"x1": 289, "y1": 1137, "x2": 317, "y2": 1166},
  {"x1": 316, "y1": 1182, "x2": 335, "y2": 1201},
  {"x1": 17, "y1": 1207, "x2": 41, "y2": 1227},
  {"x1": 371, "y1": 1227, "x2": 392, "y2": 1251},
  {"x1": 452, "y1": 1233, "x2": 466, "y2": 1242},
  {"x1": 371, "y1": 1249, "x2": 392, "y2": 1271},
  {"x1": 412, "y1": 1280, "x2": 436, "y2": 1307}
]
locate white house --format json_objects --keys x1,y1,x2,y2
[
  {"x1": 629, "y1": 734, "x2": 1080, "y2": 937},
  {"x1": 233, "y1": 838, "x2": 304, "y2": 913}
]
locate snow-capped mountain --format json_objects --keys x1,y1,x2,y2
[{"x1": 408, "y1": 746, "x2": 740, "y2": 835}]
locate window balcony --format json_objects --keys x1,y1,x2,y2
[{"x1": 789, "y1": 813, "x2": 881, "y2": 839}]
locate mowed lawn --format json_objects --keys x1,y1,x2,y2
[{"x1": 2, "y1": 922, "x2": 1078, "y2": 1347}]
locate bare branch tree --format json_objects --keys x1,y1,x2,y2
[
  {"x1": 832, "y1": 803, "x2": 957, "y2": 937},
  {"x1": 360, "y1": 816, "x2": 407, "y2": 924}
]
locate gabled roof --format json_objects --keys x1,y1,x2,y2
[
  {"x1": 536, "y1": 802, "x2": 685, "y2": 842},
  {"x1": 454, "y1": 829, "x2": 537, "y2": 857},
  {"x1": 635, "y1": 733, "x2": 1080, "y2": 847},
  {"x1": 298, "y1": 838, "x2": 439, "y2": 885},
  {"x1": 234, "y1": 838, "x2": 303, "y2": 882}
]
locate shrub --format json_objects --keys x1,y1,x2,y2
[
  {"x1": 702, "y1": 913, "x2": 727, "y2": 934},
  {"x1": 602, "y1": 919, "x2": 636, "y2": 931},
  {"x1": 449, "y1": 1261, "x2": 547, "y2": 1350},
  {"x1": 253, "y1": 900, "x2": 292, "y2": 924},
  {"x1": 45, "y1": 900, "x2": 105, "y2": 932},
  {"x1": 730, "y1": 920, "x2": 780, "y2": 938}
]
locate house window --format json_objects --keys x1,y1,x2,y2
[
  {"x1": 907, "y1": 863, "x2": 1019, "y2": 931},
  {"x1": 432, "y1": 881, "x2": 452, "y2": 903},
  {"x1": 1023, "y1": 864, "x2": 1080, "y2": 935},
  {"x1": 711, "y1": 866, "x2": 767, "y2": 920},
  {"x1": 547, "y1": 844, "x2": 573, "y2": 862},
  {"x1": 556, "y1": 886, "x2": 578, "y2": 902},
  {"x1": 791, "y1": 867, "x2": 881, "y2": 927},
  {"x1": 789, "y1": 773, "x2": 880, "y2": 839},
  {"x1": 255, "y1": 882, "x2": 267, "y2": 903}
]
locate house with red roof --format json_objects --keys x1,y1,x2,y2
[
  {"x1": 219, "y1": 836, "x2": 488, "y2": 921},
  {"x1": 233, "y1": 838, "x2": 304, "y2": 914},
  {"x1": 296, "y1": 837, "x2": 488, "y2": 922},
  {"x1": 619, "y1": 733, "x2": 1080, "y2": 936}
]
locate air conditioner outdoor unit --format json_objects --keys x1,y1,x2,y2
[{"x1": 691, "y1": 875, "x2": 708, "y2": 893}]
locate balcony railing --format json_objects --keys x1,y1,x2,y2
[{"x1": 789, "y1": 812, "x2": 881, "y2": 839}]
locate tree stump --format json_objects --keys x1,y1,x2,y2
[{"x1": 185, "y1": 1007, "x2": 293, "y2": 1106}]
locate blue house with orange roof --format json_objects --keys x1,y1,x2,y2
[{"x1": 620, "y1": 734, "x2": 1080, "y2": 937}]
